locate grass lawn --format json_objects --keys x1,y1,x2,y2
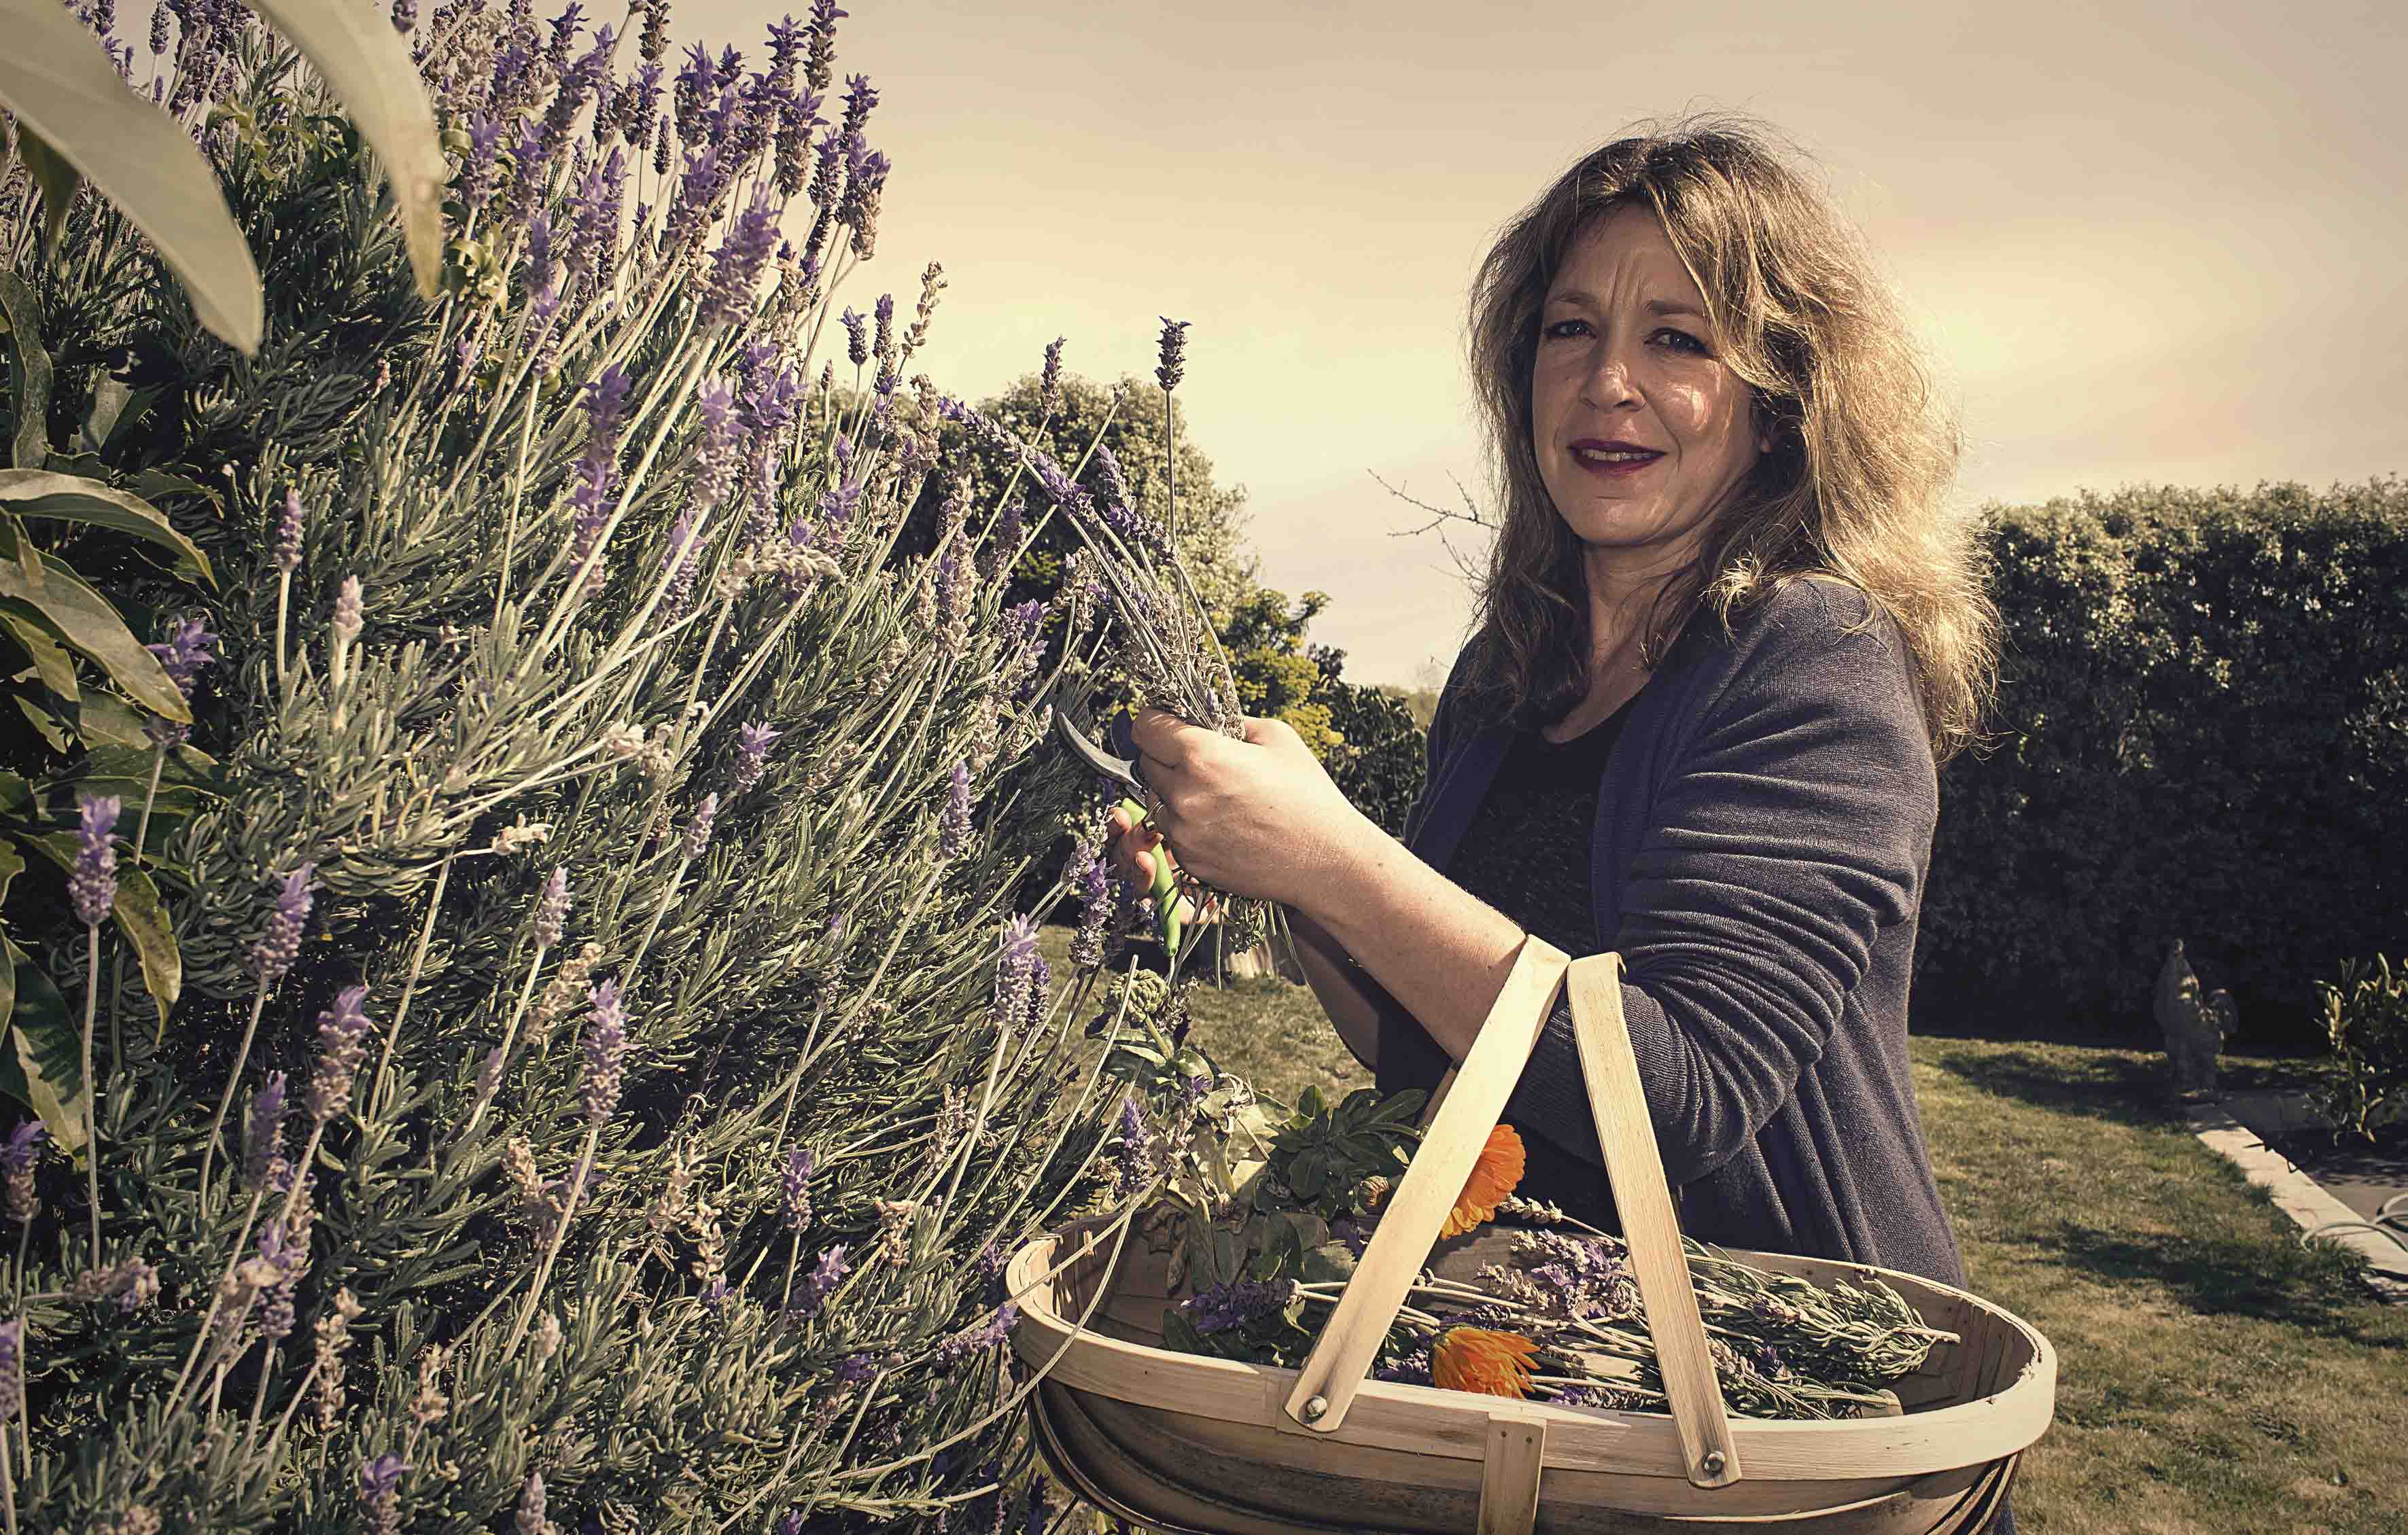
[{"x1": 1033, "y1": 926, "x2": 2408, "y2": 1534}]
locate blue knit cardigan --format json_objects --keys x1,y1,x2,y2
[{"x1": 1369, "y1": 575, "x2": 1971, "y2": 1290}]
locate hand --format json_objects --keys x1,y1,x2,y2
[
  {"x1": 1102, "y1": 801, "x2": 1223, "y2": 930},
  {"x1": 1112, "y1": 707, "x2": 1371, "y2": 915}
]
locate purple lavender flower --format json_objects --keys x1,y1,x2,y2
[
  {"x1": 691, "y1": 380, "x2": 740, "y2": 511},
  {"x1": 143, "y1": 615, "x2": 217, "y2": 744},
  {"x1": 243, "y1": 1072, "x2": 289, "y2": 1192},
  {"x1": 932, "y1": 1302, "x2": 1018, "y2": 1371},
  {"x1": 563, "y1": 146, "x2": 626, "y2": 280},
  {"x1": 872, "y1": 290, "x2": 894, "y2": 366},
  {"x1": 800, "y1": 0, "x2": 843, "y2": 88},
  {"x1": 1109, "y1": 1094, "x2": 1153, "y2": 1197},
  {"x1": 621, "y1": 60, "x2": 663, "y2": 149},
  {"x1": 839, "y1": 143, "x2": 890, "y2": 260},
  {"x1": 782, "y1": 1146, "x2": 814, "y2": 1231},
  {"x1": 1038, "y1": 336, "x2": 1064, "y2": 413},
  {"x1": 992, "y1": 915, "x2": 1039, "y2": 1027},
  {"x1": 638, "y1": 0, "x2": 667, "y2": 61},
  {"x1": 733, "y1": 721, "x2": 782, "y2": 794},
  {"x1": 458, "y1": 114, "x2": 504, "y2": 211},
  {"x1": 938, "y1": 761, "x2": 972, "y2": 860},
  {"x1": 304, "y1": 985, "x2": 376, "y2": 1123},
  {"x1": 147, "y1": 0, "x2": 167, "y2": 55},
  {"x1": 568, "y1": 366, "x2": 633, "y2": 595},
  {"x1": 680, "y1": 792, "x2": 718, "y2": 862},
  {"x1": 0, "y1": 1320, "x2": 22, "y2": 1424},
  {"x1": 699, "y1": 190, "x2": 781, "y2": 328},
  {"x1": 251, "y1": 864, "x2": 318, "y2": 988},
  {"x1": 1176, "y1": 1277, "x2": 1296, "y2": 1337},
  {"x1": 389, "y1": 0, "x2": 414, "y2": 32},
  {"x1": 357, "y1": 1453, "x2": 408, "y2": 1534},
  {"x1": 1020, "y1": 954, "x2": 1051, "y2": 1036},
  {"x1": 536, "y1": 866, "x2": 570, "y2": 949},
  {"x1": 274, "y1": 500, "x2": 305, "y2": 577},
  {"x1": 69, "y1": 794, "x2": 120, "y2": 925},
  {"x1": 544, "y1": 3, "x2": 582, "y2": 69},
  {"x1": 1092, "y1": 441, "x2": 1137, "y2": 524},
  {"x1": 986, "y1": 497, "x2": 1026, "y2": 583},
  {"x1": 3, "y1": 1121, "x2": 44, "y2": 1224},
  {"x1": 255, "y1": 1221, "x2": 303, "y2": 1342},
  {"x1": 1374, "y1": 1339, "x2": 1434, "y2": 1386},
  {"x1": 833, "y1": 1349, "x2": 875, "y2": 1385},
  {"x1": 578, "y1": 979, "x2": 627, "y2": 1125},
  {"x1": 1155, "y1": 317, "x2": 1191, "y2": 393},
  {"x1": 1070, "y1": 858, "x2": 1113, "y2": 972},
  {"x1": 838, "y1": 305, "x2": 867, "y2": 367},
  {"x1": 773, "y1": 85, "x2": 820, "y2": 198},
  {"x1": 660, "y1": 512, "x2": 702, "y2": 616},
  {"x1": 788, "y1": 1242, "x2": 850, "y2": 1320}
]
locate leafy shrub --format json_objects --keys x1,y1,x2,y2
[
  {"x1": 1918, "y1": 478, "x2": 2408, "y2": 1045},
  {"x1": 0, "y1": 3, "x2": 1198, "y2": 1528},
  {"x1": 2312, "y1": 955, "x2": 2408, "y2": 1142}
]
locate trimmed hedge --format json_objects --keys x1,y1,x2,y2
[
  {"x1": 1917, "y1": 476, "x2": 2408, "y2": 1047},
  {"x1": 1319, "y1": 677, "x2": 1427, "y2": 840}
]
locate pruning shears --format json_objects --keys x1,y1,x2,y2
[{"x1": 1051, "y1": 701, "x2": 1206, "y2": 954}]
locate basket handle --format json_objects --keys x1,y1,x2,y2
[{"x1": 1281, "y1": 938, "x2": 1742, "y2": 1490}]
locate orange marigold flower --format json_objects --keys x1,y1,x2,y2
[
  {"x1": 1440, "y1": 1125, "x2": 1525, "y2": 1238},
  {"x1": 1431, "y1": 1326, "x2": 1537, "y2": 1398}
]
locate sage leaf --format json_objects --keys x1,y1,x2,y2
[
  {"x1": 238, "y1": 0, "x2": 447, "y2": 300},
  {"x1": 0, "y1": 5, "x2": 262, "y2": 352},
  {"x1": 0, "y1": 470, "x2": 215, "y2": 586},
  {"x1": 0, "y1": 550, "x2": 186, "y2": 718}
]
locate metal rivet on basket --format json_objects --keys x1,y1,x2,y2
[
  {"x1": 1700, "y1": 1450, "x2": 1726, "y2": 1477},
  {"x1": 1302, "y1": 1395, "x2": 1328, "y2": 1422}
]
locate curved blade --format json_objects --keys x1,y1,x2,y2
[{"x1": 1051, "y1": 701, "x2": 1145, "y2": 797}]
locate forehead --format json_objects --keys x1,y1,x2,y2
[{"x1": 1545, "y1": 205, "x2": 1701, "y2": 304}]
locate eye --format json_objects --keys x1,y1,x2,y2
[
  {"x1": 1653, "y1": 328, "x2": 1707, "y2": 354},
  {"x1": 1541, "y1": 318, "x2": 1589, "y2": 340}
]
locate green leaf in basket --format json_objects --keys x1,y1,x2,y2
[
  {"x1": 1161, "y1": 1306, "x2": 1209, "y2": 1358},
  {"x1": 1300, "y1": 1241, "x2": 1356, "y2": 1284}
]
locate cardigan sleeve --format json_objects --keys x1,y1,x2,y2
[{"x1": 1499, "y1": 597, "x2": 1938, "y2": 1182}]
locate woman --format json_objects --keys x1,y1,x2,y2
[{"x1": 1105, "y1": 114, "x2": 2012, "y2": 1528}]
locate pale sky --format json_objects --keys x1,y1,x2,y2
[{"x1": 691, "y1": 0, "x2": 2406, "y2": 687}]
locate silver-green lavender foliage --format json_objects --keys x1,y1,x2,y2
[{"x1": 0, "y1": 1, "x2": 1188, "y2": 1529}]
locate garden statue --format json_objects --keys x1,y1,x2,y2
[{"x1": 2155, "y1": 938, "x2": 2237, "y2": 1097}]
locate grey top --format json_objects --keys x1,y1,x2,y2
[{"x1": 1363, "y1": 576, "x2": 1971, "y2": 1290}]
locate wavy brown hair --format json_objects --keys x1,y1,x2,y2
[{"x1": 1458, "y1": 111, "x2": 2000, "y2": 766}]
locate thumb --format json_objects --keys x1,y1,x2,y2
[{"x1": 1240, "y1": 713, "x2": 1289, "y2": 747}]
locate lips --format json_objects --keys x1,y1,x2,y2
[{"x1": 1568, "y1": 440, "x2": 1662, "y2": 475}]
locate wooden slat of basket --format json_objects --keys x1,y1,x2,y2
[
  {"x1": 1041, "y1": 1379, "x2": 2019, "y2": 1534},
  {"x1": 1013, "y1": 1237, "x2": 2053, "y2": 1485},
  {"x1": 1566, "y1": 951, "x2": 1741, "y2": 1488},
  {"x1": 1480, "y1": 1410, "x2": 1548, "y2": 1535},
  {"x1": 1283, "y1": 937, "x2": 1571, "y2": 1434}
]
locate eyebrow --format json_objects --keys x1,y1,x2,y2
[{"x1": 1544, "y1": 289, "x2": 1706, "y2": 321}]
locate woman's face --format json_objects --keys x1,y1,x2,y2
[{"x1": 1531, "y1": 204, "x2": 1769, "y2": 598}]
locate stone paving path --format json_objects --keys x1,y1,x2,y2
[{"x1": 2200, "y1": 1087, "x2": 2408, "y2": 1302}]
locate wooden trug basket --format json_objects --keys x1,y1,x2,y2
[{"x1": 1006, "y1": 938, "x2": 2056, "y2": 1534}]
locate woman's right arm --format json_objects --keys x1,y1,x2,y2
[{"x1": 1276, "y1": 904, "x2": 1384, "y2": 1074}]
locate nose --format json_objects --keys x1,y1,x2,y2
[{"x1": 1579, "y1": 345, "x2": 1639, "y2": 412}]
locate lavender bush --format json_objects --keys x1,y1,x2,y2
[{"x1": 0, "y1": 1, "x2": 1211, "y2": 1527}]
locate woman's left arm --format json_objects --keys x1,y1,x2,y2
[{"x1": 1310, "y1": 605, "x2": 1936, "y2": 1182}]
